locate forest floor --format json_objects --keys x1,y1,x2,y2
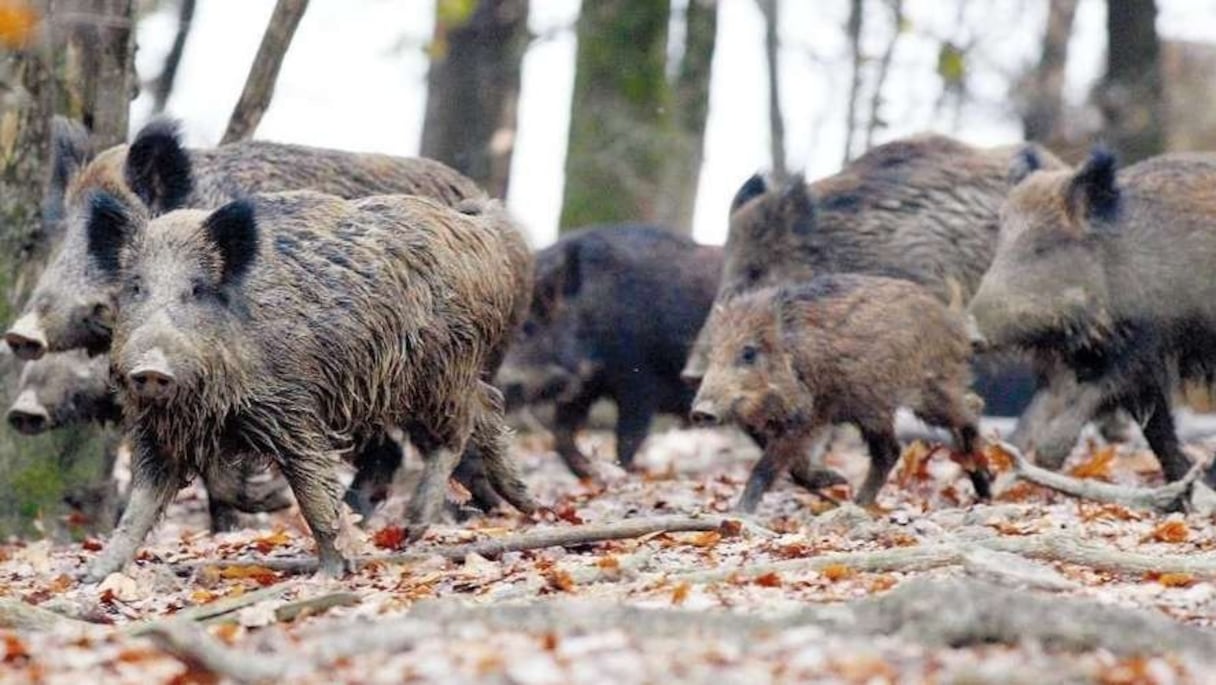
[{"x1": 2, "y1": 423, "x2": 1216, "y2": 684}]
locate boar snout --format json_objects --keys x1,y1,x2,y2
[
  {"x1": 127, "y1": 349, "x2": 178, "y2": 402},
  {"x1": 963, "y1": 313, "x2": 988, "y2": 352},
  {"x1": 690, "y1": 400, "x2": 721, "y2": 426},
  {"x1": 7, "y1": 390, "x2": 49, "y2": 434},
  {"x1": 5, "y1": 313, "x2": 48, "y2": 360}
]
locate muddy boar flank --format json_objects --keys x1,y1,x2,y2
[
  {"x1": 692, "y1": 275, "x2": 992, "y2": 512},
  {"x1": 6, "y1": 351, "x2": 293, "y2": 531},
  {"x1": 83, "y1": 191, "x2": 534, "y2": 580},
  {"x1": 6, "y1": 117, "x2": 484, "y2": 360},
  {"x1": 684, "y1": 135, "x2": 1063, "y2": 417},
  {"x1": 496, "y1": 225, "x2": 722, "y2": 475},
  {"x1": 968, "y1": 148, "x2": 1216, "y2": 484}
]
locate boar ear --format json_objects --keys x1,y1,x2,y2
[
  {"x1": 204, "y1": 200, "x2": 259, "y2": 285},
  {"x1": 560, "y1": 242, "x2": 582, "y2": 297},
  {"x1": 43, "y1": 117, "x2": 94, "y2": 233},
  {"x1": 1007, "y1": 145, "x2": 1044, "y2": 185},
  {"x1": 1067, "y1": 147, "x2": 1120, "y2": 226},
  {"x1": 777, "y1": 175, "x2": 815, "y2": 236},
  {"x1": 730, "y1": 173, "x2": 768, "y2": 213},
  {"x1": 85, "y1": 192, "x2": 132, "y2": 278},
  {"x1": 124, "y1": 118, "x2": 194, "y2": 215}
]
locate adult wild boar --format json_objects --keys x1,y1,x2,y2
[
  {"x1": 7, "y1": 351, "x2": 293, "y2": 530},
  {"x1": 4, "y1": 117, "x2": 526, "y2": 518},
  {"x1": 6, "y1": 117, "x2": 483, "y2": 359},
  {"x1": 968, "y1": 148, "x2": 1216, "y2": 484},
  {"x1": 82, "y1": 191, "x2": 535, "y2": 580},
  {"x1": 692, "y1": 275, "x2": 991, "y2": 511},
  {"x1": 496, "y1": 225, "x2": 722, "y2": 476}
]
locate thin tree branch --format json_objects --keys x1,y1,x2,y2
[{"x1": 220, "y1": 0, "x2": 309, "y2": 144}]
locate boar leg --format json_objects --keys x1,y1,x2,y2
[
  {"x1": 85, "y1": 442, "x2": 180, "y2": 582},
  {"x1": 553, "y1": 394, "x2": 598, "y2": 479},
  {"x1": 1134, "y1": 388, "x2": 1193, "y2": 483},
  {"x1": 471, "y1": 382, "x2": 538, "y2": 515},
  {"x1": 736, "y1": 427, "x2": 826, "y2": 513},
  {"x1": 915, "y1": 386, "x2": 993, "y2": 500},
  {"x1": 344, "y1": 434, "x2": 404, "y2": 521},
  {"x1": 856, "y1": 426, "x2": 901, "y2": 506},
  {"x1": 405, "y1": 422, "x2": 468, "y2": 534},
  {"x1": 452, "y1": 448, "x2": 503, "y2": 513},
  {"x1": 279, "y1": 453, "x2": 347, "y2": 577},
  {"x1": 614, "y1": 390, "x2": 656, "y2": 471},
  {"x1": 787, "y1": 429, "x2": 848, "y2": 493}
]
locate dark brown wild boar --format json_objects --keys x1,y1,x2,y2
[
  {"x1": 684, "y1": 135, "x2": 1064, "y2": 419},
  {"x1": 496, "y1": 225, "x2": 722, "y2": 476},
  {"x1": 968, "y1": 148, "x2": 1216, "y2": 484},
  {"x1": 6, "y1": 351, "x2": 294, "y2": 531},
  {"x1": 691, "y1": 275, "x2": 992, "y2": 511},
  {"x1": 81, "y1": 190, "x2": 534, "y2": 580}
]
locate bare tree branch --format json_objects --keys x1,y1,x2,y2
[
  {"x1": 151, "y1": 0, "x2": 196, "y2": 115},
  {"x1": 864, "y1": 0, "x2": 903, "y2": 149},
  {"x1": 221, "y1": 0, "x2": 309, "y2": 144},
  {"x1": 756, "y1": 0, "x2": 786, "y2": 177},
  {"x1": 842, "y1": 0, "x2": 863, "y2": 163}
]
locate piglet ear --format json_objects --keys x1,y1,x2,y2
[
  {"x1": 86, "y1": 192, "x2": 132, "y2": 278},
  {"x1": 1007, "y1": 145, "x2": 1045, "y2": 186},
  {"x1": 730, "y1": 173, "x2": 768, "y2": 214},
  {"x1": 124, "y1": 118, "x2": 194, "y2": 215},
  {"x1": 777, "y1": 174, "x2": 815, "y2": 236},
  {"x1": 1067, "y1": 147, "x2": 1121, "y2": 226},
  {"x1": 203, "y1": 199, "x2": 259, "y2": 285}
]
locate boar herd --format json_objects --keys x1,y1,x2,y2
[{"x1": 5, "y1": 116, "x2": 1215, "y2": 578}]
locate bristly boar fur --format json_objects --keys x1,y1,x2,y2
[
  {"x1": 496, "y1": 225, "x2": 722, "y2": 476},
  {"x1": 82, "y1": 191, "x2": 534, "y2": 580},
  {"x1": 692, "y1": 275, "x2": 992, "y2": 512},
  {"x1": 8, "y1": 117, "x2": 485, "y2": 360},
  {"x1": 969, "y1": 148, "x2": 1216, "y2": 484},
  {"x1": 7, "y1": 351, "x2": 293, "y2": 531}
]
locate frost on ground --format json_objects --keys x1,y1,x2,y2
[{"x1": 3, "y1": 424, "x2": 1216, "y2": 683}]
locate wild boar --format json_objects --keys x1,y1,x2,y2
[
  {"x1": 968, "y1": 148, "x2": 1216, "y2": 484},
  {"x1": 82, "y1": 191, "x2": 535, "y2": 580},
  {"x1": 692, "y1": 275, "x2": 992, "y2": 511},
  {"x1": 496, "y1": 225, "x2": 722, "y2": 476}
]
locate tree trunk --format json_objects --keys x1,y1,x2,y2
[
  {"x1": 420, "y1": 0, "x2": 529, "y2": 200},
  {"x1": 841, "y1": 0, "x2": 862, "y2": 164},
  {"x1": 221, "y1": 0, "x2": 308, "y2": 145},
  {"x1": 49, "y1": 0, "x2": 135, "y2": 149},
  {"x1": 653, "y1": 0, "x2": 717, "y2": 234},
  {"x1": 1021, "y1": 0, "x2": 1079, "y2": 143},
  {"x1": 151, "y1": 0, "x2": 196, "y2": 115},
  {"x1": 0, "y1": 0, "x2": 130, "y2": 538},
  {"x1": 559, "y1": 0, "x2": 673, "y2": 232},
  {"x1": 754, "y1": 0, "x2": 785, "y2": 178},
  {"x1": 1096, "y1": 0, "x2": 1164, "y2": 163}
]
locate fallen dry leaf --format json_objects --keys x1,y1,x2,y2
[
  {"x1": 820, "y1": 564, "x2": 855, "y2": 582},
  {"x1": 1150, "y1": 520, "x2": 1190, "y2": 544},
  {"x1": 670, "y1": 582, "x2": 691, "y2": 605},
  {"x1": 1068, "y1": 445, "x2": 1116, "y2": 480}
]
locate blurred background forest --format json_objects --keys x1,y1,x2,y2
[{"x1": 0, "y1": 0, "x2": 1214, "y2": 533}]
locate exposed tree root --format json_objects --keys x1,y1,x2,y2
[
  {"x1": 672, "y1": 532, "x2": 1216, "y2": 585},
  {"x1": 997, "y1": 441, "x2": 1214, "y2": 514},
  {"x1": 0, "y1": 599, "x2": 97, "y2": 631},
  {"x1": 143, "y1": 578, "x2": 1216, "y2": 680}
]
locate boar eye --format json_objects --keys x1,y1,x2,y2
[
  {"x1": 124, "y1": 278, "x2": 142, "y2": 298},
  {"x1": 737, "y1": 344, "x2": 759, "y2": 366},
  {"x1": 521, "y1": 320, "x2": 539, "y2": 337},
  {"x1": 745, "y1": 266, "x2": 763, "y2": 285},
  {"x1": 191, "y1": 280, "x2": 207, "y2": 299}
]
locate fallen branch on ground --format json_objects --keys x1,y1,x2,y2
[
  {"x1": 997, "y1": 441, "x2": 1215, "y2": 514},
  {"x1": 172, "y1": 515, "x2": 755, "y2": 575}
]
